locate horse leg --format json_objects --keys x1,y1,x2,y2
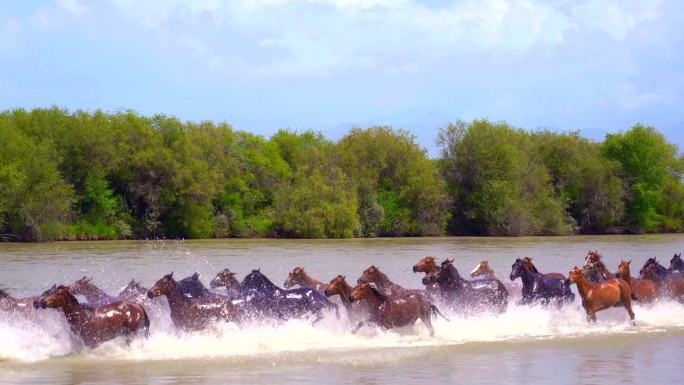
[
  {"x1": 351, "y1": 321, "x2": 365, "y2": 334},
  {"x1": 421, "y1": 313, "x2": 435, "y2": 337},
  {"x1": 620, "y1": 286, "x2": 636, "y2": 324}
]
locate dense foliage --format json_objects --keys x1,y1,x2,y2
[{"x1": 0, "y1": 108, "x2": 681, "y2": 240}]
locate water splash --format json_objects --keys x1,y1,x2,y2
[{"x1": 2, "y1": 300, "x2": 683, "y2": 364}]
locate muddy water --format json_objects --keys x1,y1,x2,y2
[{"x1": 1, "y1": 235, "x2": 683, "y2": 384}]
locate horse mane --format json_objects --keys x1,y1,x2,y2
[
  {"x1": 369, "y1": 285, "x2": 387, "y2": 302},
  {"x1": 522, "y1": 257, "x2": 539, "y2": 273},
  {"x1": 244, "y1": 269, "x2": 278, "y2": 289}
]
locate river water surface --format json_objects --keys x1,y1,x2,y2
[{"x1": 1, "y1": 235, "x2": 683, "y2": 384}]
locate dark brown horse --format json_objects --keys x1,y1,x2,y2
[
  {"x1": 68, "y1": 277, "x2": 120, "y2": 306},
  {"x1": 148, "y1": 273, "x2": 241, "y2": 331},
  {"x1": 426, "y1": 259, "x2": 508, "y2": 314},
  {"x1": 639, "y1": 258, "x2": 684, "y2": 299},
  {"x1": 669, "y1": 253, "x2": 683, "y2": 273},
  {"x1": 616, "y1": 260, "x2": 656, "y2": 303},
  {"x1": 284, "y1": 267, "x2": 328, "y2": 292},
  {"x1": 522, "y1": 257, "x2": 566, "y2": 280},
  {"x1": 349, "y1": 283, "x2": 436, "y2": 336},
  {"x1": 567, "y1": 267, "x2": 634, "y2": 323},
  {"x1": 33, "y1": 286, "x2": 150, "y2": 348},
  {"x1": 583, "y1": 251, "x2": 616, "y2": 280},
  {"x1": 209, "y1": 268, "x2": 242, "y2": 296}
]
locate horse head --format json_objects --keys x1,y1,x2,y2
[
  {"x1": 349, "y1": 283, "x2": 385, "y2": 304},
  {"x1": 413, "y1": 256, "x2": 438, "y2": 274},
  {"x1": 34, "y1": 286, "x2": 78, "y2": 309},
  {"x1": 210, "y1": 268, "x2": 240, "y2": 290},
  {"x1": 669, "y1": 253, "x2": 683, "y2": 273},
  {"x1": 242, "y1": 269, "x2": 278, "y2": 292},
  {"x1": 358, "y1": 265, "x2": 384, "y2": 284},
  {"x1": 324, "y1": 275, "x2": 349, "y2": 297},
  {"x1": 147, "y1": 272, "x2": 176, "y2": 299},
  {"x1": 510, "y1": 258, "x2": 527, "y2": 281},
  {"x1": 284, "y1": 267, "x2": 305, "y2": 288}
]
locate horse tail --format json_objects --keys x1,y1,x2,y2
[{"x1": 430, "y1": 304, "x2": 450, "y2": 322}]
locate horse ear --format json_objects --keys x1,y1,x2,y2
[
  {"x1": 193, "y1": 272, "x2": 199, "y2": 279},
  {"x1": 628, "y1": 259, "x2": 632, "y2": 264}
]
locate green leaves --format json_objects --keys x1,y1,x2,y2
[{"x1": 0, "y1": 108, "x2": 681, "y2": 240}]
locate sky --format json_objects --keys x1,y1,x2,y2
[{"x1": 1, "y1": 0, "x2": 683, "y2": 155}]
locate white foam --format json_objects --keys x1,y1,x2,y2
[{"x1": 2, "y1": 300, "x2": 683, "y2": 363}]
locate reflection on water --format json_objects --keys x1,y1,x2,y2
[{"x1": 1, "y1": 235, "x2": 683, "y2": 384}]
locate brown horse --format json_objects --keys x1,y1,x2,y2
[
  {"x1": 616, "y1": 260, "x2": 656, "y2": 303},
  {"x1": 639, "y1": 259, "x2": 684, "y2": 299},
  {"x1": 358, "y1": 265, "x2": 427, "y2": 300},
  {"x1": 470, "y1": 260, "x2": 520, "y2": 297},
  {"x1": 567, "y1": 267, "x2": 635, "y2": 323},
  {"x1": 0, "y1": 285, "x2": 57, "y2": 314},
  {"x1": 68, "y1": 277, "x2": 120, "y2": 306},
  {"x1": 284, "y1": 267, "x2": 328, "y2": 292},
  {"x1": 413, "y1": 256, "x2": 441, "y2": 297},
  {"x1": 209, "y1": 269, "x2": 242, "y2": 297},
  {"x1": 148, "y1": 273, "x2": 241, "y2": 331},
  {"x1": 33, "y1": 286, "x2": 149, "y2": 348},
  {"x1": 324, "y1": 275, "x2": 354, "y2": 314},
  {"x1": 349, "y1": 283, "x2": 436, "y2": 336},
  {"x1": 522, "y1": 257, "x2": 565, "y2": 280},
  {"x1": 118, "y1": 280, "x2": 149, "y2": 302}
]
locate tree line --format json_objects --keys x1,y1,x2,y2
[{"x1": 0, "y1": 108, "x2": 682, "y2": 241}]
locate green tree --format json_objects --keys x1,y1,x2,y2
[{"x1": 603, "y1": 124, "x2": 682, "y2": 232}]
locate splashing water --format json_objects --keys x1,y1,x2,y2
[{"x1": 2, "y1": 299, "x2": 683, "y2": 364}]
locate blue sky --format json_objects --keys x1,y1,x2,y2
[{"x1": 1, "y1": 0, "x2": 682, "y2": 155}]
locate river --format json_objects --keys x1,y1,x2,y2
[{"x1": 1, "y1": 235, "x2": 683, "y2": 384}]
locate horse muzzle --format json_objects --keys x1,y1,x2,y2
[
  {"x1": 357, "y1": 278, "x2": 367, "y2": 284},
  {"x1": 412, "y1": 266, "x2": 419, "y2": 273},
  {"x1": 33, "y1": 300, "x2": 46, "y2": 309},
  {"x1": 349, "y1": 296, "x2": 357, "y2": 303},
  {"x1": 509, "y1": 274, "x2": 516, "y2": 281},
  {"x1": 421, "y1": 276, "x2": 431, "y2": 285},
  {"x1": 146, "y1": 291, "x2": 155, "y2": 299}
]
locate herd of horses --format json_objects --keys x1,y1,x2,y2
[{"x1": 1, "y1": 251, "x2": 683, "y2": 349}]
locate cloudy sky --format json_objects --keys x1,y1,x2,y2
[{"x1": 1, "y1": 0, "x2": 682, "y2": 154}]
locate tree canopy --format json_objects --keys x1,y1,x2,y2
[{"x1": 0, "y1": 108, "x2": 681, "y2": 240}]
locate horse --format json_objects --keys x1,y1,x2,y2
[
  {"x1": 33, "y1": 286, "x2": 149, "y2": 348},
  {"x1": 117, "y1": 280, "x2": 149, "y2": 303},
  {"x1": 639, "y1": 258, "x2": 684, "y2": 299},
  {"x1": 349, "y1": 283, "x2": 436, "y2": 336},
  {"x1": 424, "y1": 259, "x2": 507, "y2": 314},
  {"x1": 284, "y1": 267, "x2": 329, "y2": 292},
  {"x1": 177, "y1": 272, "x2": 216, "y2": 298},
  {"x1": 240, "y1": 269, "x2": 339, "y2": 322},
  {"x1": 581, "y1": 262, "x2": 605, "y2": 283},
  {"x1": 510, "y1": 258, "x2": 574, "y2": 305},
  {"x1": 324, "y1": 275, "x2": 354, "y2": 314},
  {"x1": 616, "y1": 260, "x2": 656, "y2": 303},
  {"x1": 413, "y1": 256, "x2": 441, "y2": 297},
  {"x1": 209, "y1": 269, "x2": 242, "y2": 297},
  {"x1": 522, "y1": 257, "x2": 566, "y2": 280},
  {"x1": 147, "y1": 273, "x2": 241, "y2": 331},
  {"x1": 669, "y1": 253, "x2": 683, "y2": 273},
  {"x1": 583, "y1": 251, "x2": 616, "y2": 280},
  {"x1": 470, "y1": 260, "x2": 521, "y2": 297},
  {"x1": 358, "y1": 265, "x2": 428, "y2": 302},
  {"x1": 0, "y1": 285, "x2": 58, "y2": 314},
  {"x1": 567, "y1": 267, "x2": 635, "y2": 323},
  {"x1": 68, "y1": 277, "x2": 120, "y2": 306}
]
